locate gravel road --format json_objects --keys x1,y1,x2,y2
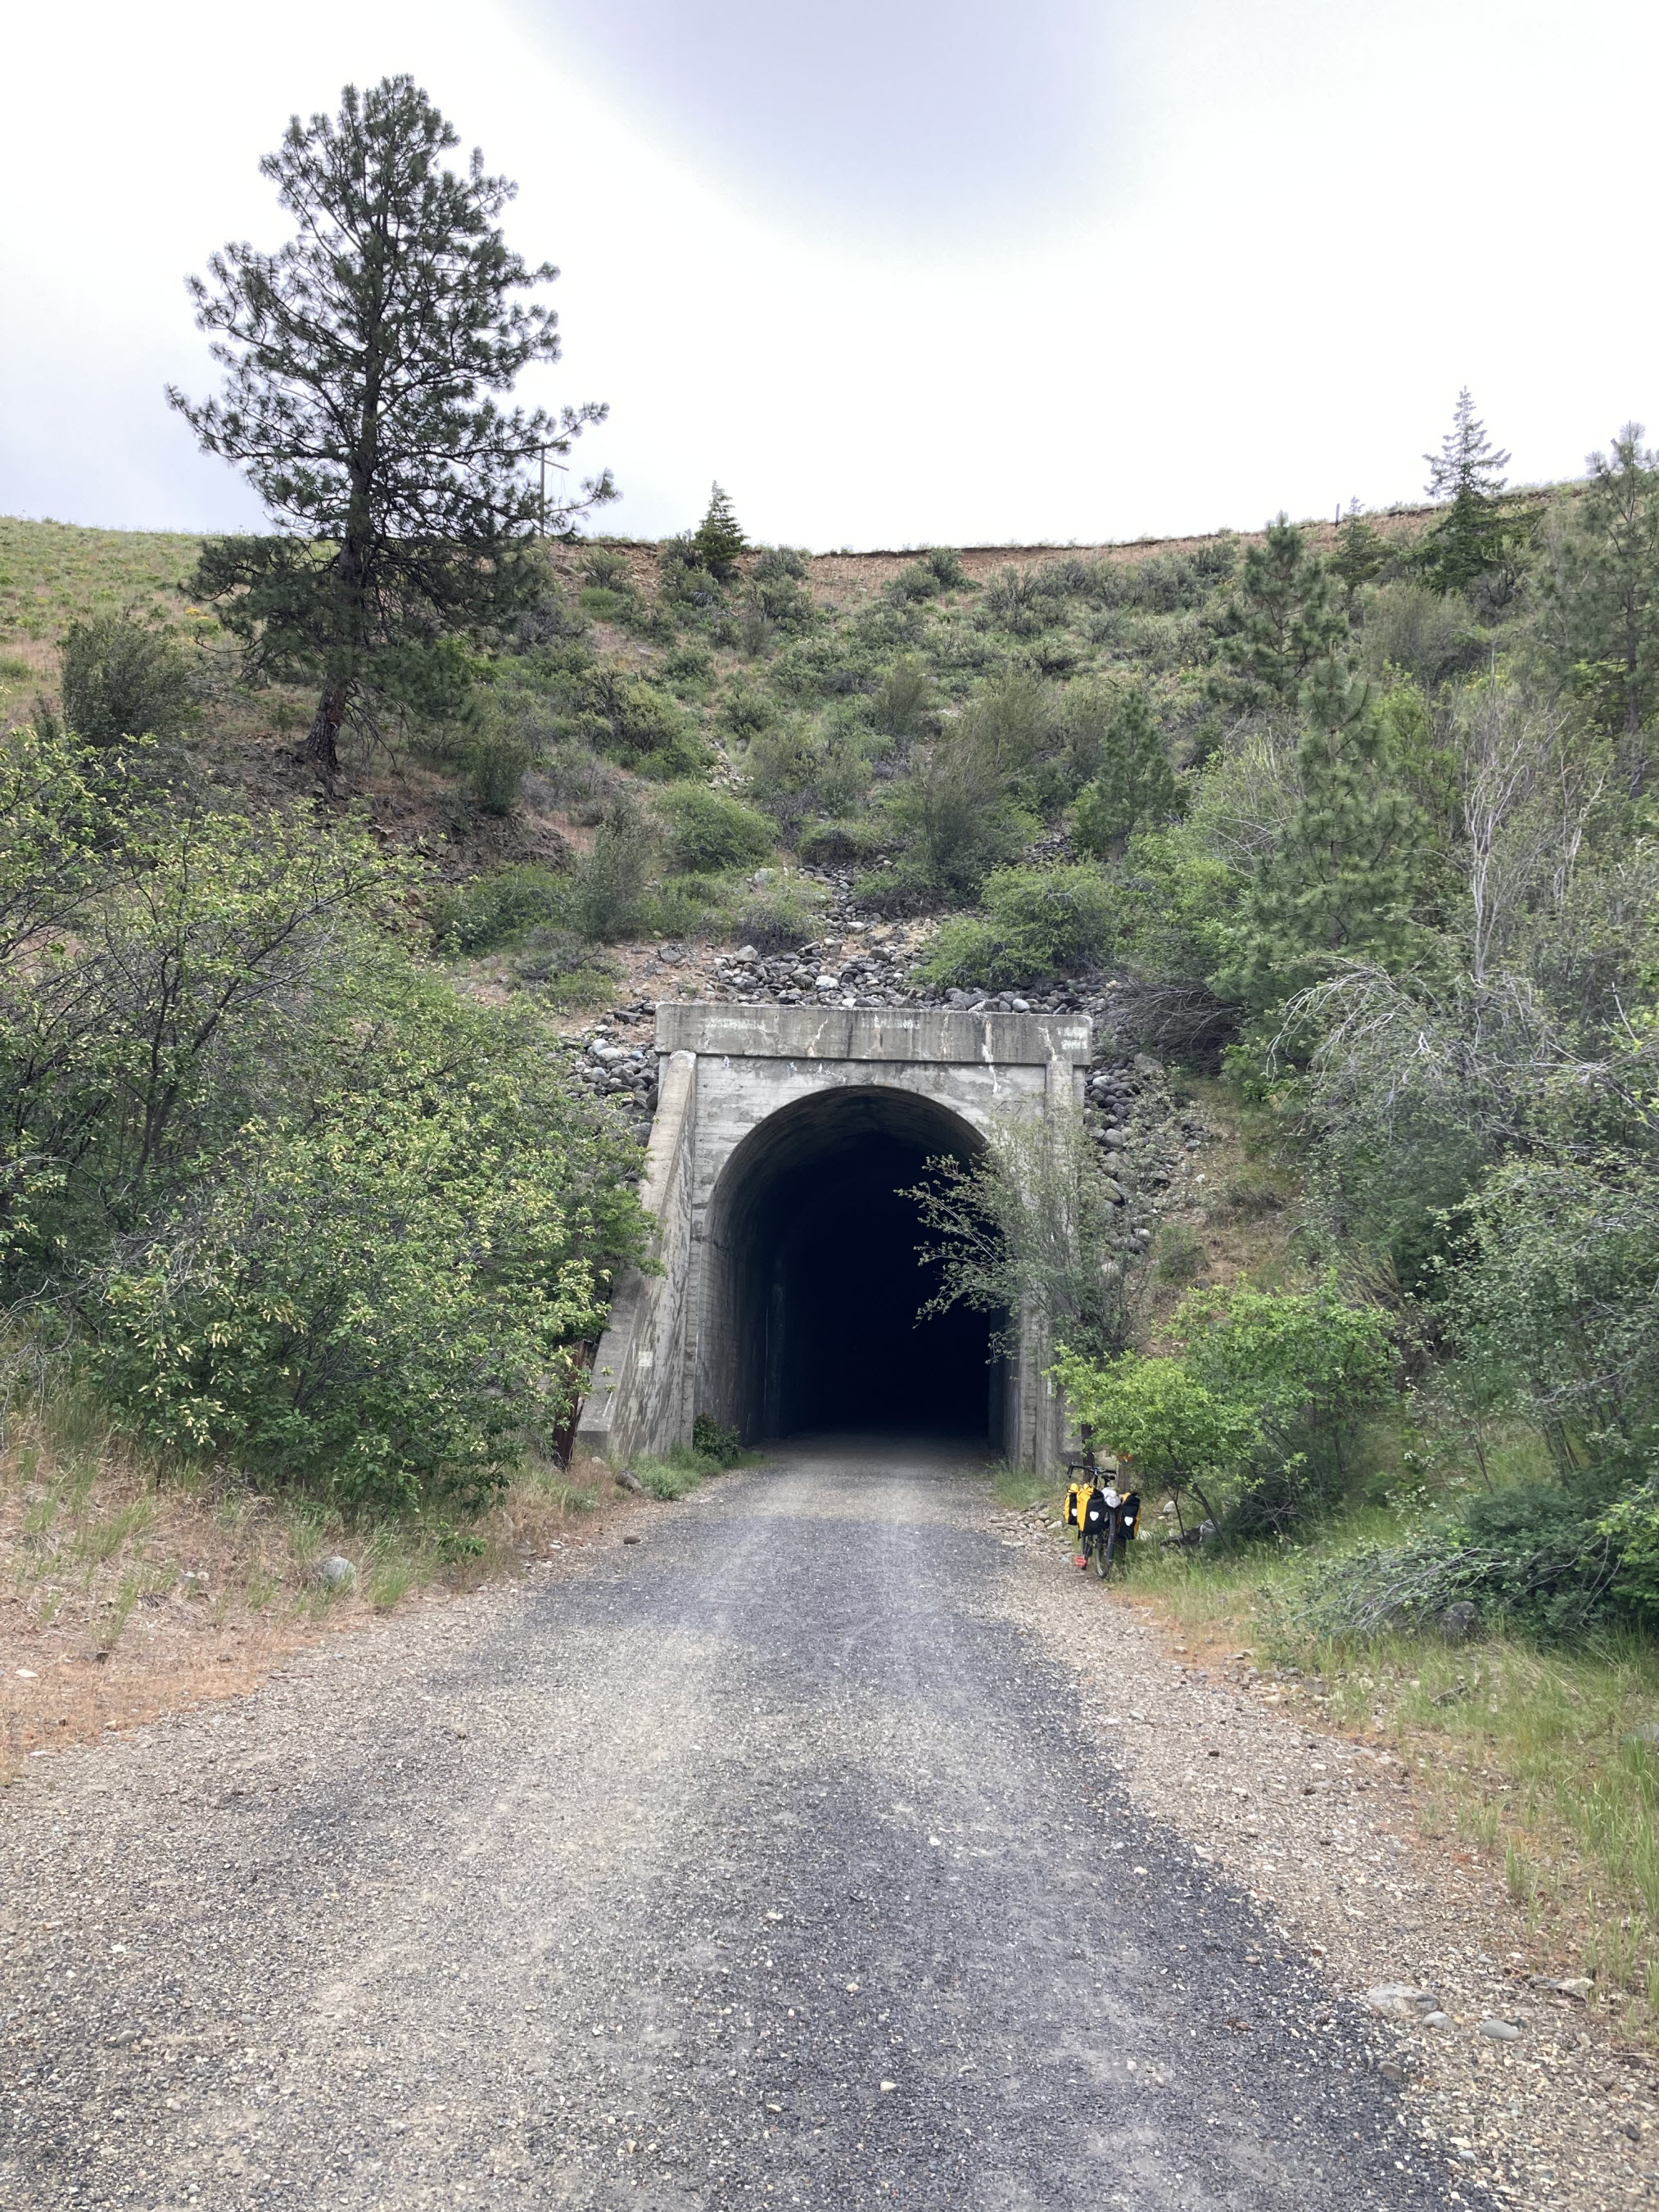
[{"x1": 1, "y1": 1441, "x2": 1443, "y2": 2210}]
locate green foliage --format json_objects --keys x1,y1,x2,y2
[
  {"x1": 1210, "y1": 516, "x2": 1346, "y2": 712},
  {"x1": 909, "y1": 1106, "x2": 1147, "y2": 1365},
  {"x1": 1539, "y1": 424, "x2": 1659, "y2": 792},
  {"x1": 1330, "y1": 511, "x2": 1389, "y2": 610},
  {"x1": 692, "y1": 1412, "x2": 744, "y2": 1463},
  {"x1": 732, "y1": 874, "x2": 827, "y2": 954},
  {"x1": 692, "y1": 484, "x2": 748, "y2": 581},
  {"x1": 567, "y1": 798, "x2": 654, "y2": 942},
  {"x1": 1051, "y1": 1346, "x2": 1250, "y2": 1531},
  {"x1": 573, "y1": 663, "x2": 704, "y2": 777},
  {"x1": 171, "y1": 75, "x2": 613, "y2": 774},
  {"x1": 918, "y1": 863, "x2": 1119, "y2": 987},
  {"x1": 1052, "y1": 1284, "x2": 1392, "y2": 1538},
  {"x1": 95, "y1": 990, "x2": 644, "y2": 1509},
  {"x1": 1418, "y1": 388, "x2": 1512, "y2": 594},
  {"x1": 656, "y1": 783, "x2": 775, "y2": 875},
  {"x1": 431, "y1": 863, "x2": 567, "y2": 954},
  {"x1": 747, "y1": 545, "x2": 815, "y2": 632},
  {"x1": 1070, "y1": 688, "x2": 1181, "y2": 858},
  {"x1": 1227, "y1": 663, "x2": 1428, "y2": 1003},
  {"x1": 744, "y1": 717, "x2": 870, "y2": 834},
  {"x1": 0, "y1": 722, "x2": 644, "y2": 1510},
  {"x1": 61, "y1": 613, "x2": 197, "y2": 749}
]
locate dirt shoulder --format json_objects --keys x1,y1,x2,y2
[{"x1": 989, "y1": 1500, "x2": 1659, "y2": 2210}]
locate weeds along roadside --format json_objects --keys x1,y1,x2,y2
[{"x1": 0, "y1": 1373, "x2": 749, "y2": 1781}]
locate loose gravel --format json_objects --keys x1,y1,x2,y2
[
  {"x1": 991, "y1": 1494, "x2": 1659, "y2": 2206},
  {"x1": 2, "y1": 1443, "x2": 1462, "y2": 2210}
]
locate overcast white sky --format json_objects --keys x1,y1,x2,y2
[{"x1": 2, "y1": 1, "x2": 1654, "y2": 549}]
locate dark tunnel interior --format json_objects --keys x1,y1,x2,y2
[{"x1": 704, "y1": 1088, "x2": 1006, "y2": 1443}]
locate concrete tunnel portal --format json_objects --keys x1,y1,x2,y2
[
  {"x1": 574, "y1": 1005, "x2": 1093, "y2": 1474},
  {"x1": 702, "y1": 1088, "x2": 1004, "y2": 1443}
]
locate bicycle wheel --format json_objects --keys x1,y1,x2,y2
[{"x1": 1097, "y1": 1522, "x2": 1116, "y2": 1579}]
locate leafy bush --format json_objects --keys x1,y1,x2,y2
[
  {"x1": 95, "y1": 992, "x2": 644, "y2": 1509},
  {"x1": 573, "y1": 664, "x2": 705, "y2": 777},
  {"x1": 797, "y1": 817, "x2": 891, "y2": 868},
  {"x1": 568, "y1": 800, "x2": 654, "y2": 942},
  {"x1": 745, "y1": 717, "x2": 870, "y2": 833},
  {"x1": 1296, "y1": 1483, "x2": 1625, "y2": 1643},
  {"x1": 867, "y1": 657, "x2": 935, "y2": 744},
  {"x1": 656, "y1": 784, "x2": 775, "y2": 875},
  {"x1": 983, "y1": 566, "x2": 1066, "y2": 638},
  {"x1": 1361, "y1": 581, "x2": 1477, "y2": 688},
  {"x1": 917, "y1": 864, "x2": 1119, "y2": 987},
  {"x1": 692, "y1": 1412, "x2": 744, "y2": 1463},
  {"x1": 61, "y1": 613, "x2": 197, "y2": 748},
  {"x1": 1052, "y1": 1284, "x2": 1393, "y2": 1539},
  {"x1": 748, "y1": 545, "x2": 816, "y2": 631},
  {"x1": 732, "y1": 874, "x2": 827, "y2": 954},
  {"x1": 432, "y1": 864, "x2": 567, "y2": 954}
]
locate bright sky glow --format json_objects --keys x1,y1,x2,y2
[{"x1": 2, "y1": 0, "x2": 1655, "y2": 547}]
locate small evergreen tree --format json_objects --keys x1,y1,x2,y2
[
  {"x1": 1420, "y1": 389, "x2": 1511, "y2": 592},
  {"x1": 1539, "y1": 423, "x2": 1659, "y2": 794},
  {"x1": 1330, "y1": 509, "x2": 1388, "y2": 618},
  {"x1": 170, "y1": 76, "x2": 613, "y2": 778},
  {"x1": 1071, "y1": 688, "x2": 1179, "y2": 858},
  {"x1": 1209, "y1": 515, "x2": 1345, "y2": 712},
  {"x1": 692, "y1": 484, "x2": 748, "y2": 581},
  {"x1": 1230, "y1": 658, "x2": 1426, "y2": 1004}
]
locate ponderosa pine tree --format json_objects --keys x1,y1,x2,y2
[
  {"x1": 169, "y1": 76, "x2": 613, "y2": 778},
  {"x1": 1539, "y1": 423, "x2": 1659, "y2": 794},
  {"x1": 1209, "y1": 515, "x2": 1345, "y2": 712},
  {"x1": 1071, "y1": 688, "x2": 1179, "y2": 859},
  {"x1": 1420, "y1": 389, "x2": 1511, "y2": 593}
]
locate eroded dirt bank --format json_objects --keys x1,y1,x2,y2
[{"x1": 2, "y1": 1445, "x2": 1472, "y2": 2209}]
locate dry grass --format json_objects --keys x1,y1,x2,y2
[{"x1": 0, "y1": 1377, "x2": 626, "y2": 1783}]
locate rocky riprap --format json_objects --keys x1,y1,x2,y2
[{"x1": 563, "y1": 871, "x2": 1214, "y2": 1187}]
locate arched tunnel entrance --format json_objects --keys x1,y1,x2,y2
[{"x1": 701, "y1": 1088, "x2": 1006, "y2": 1444}]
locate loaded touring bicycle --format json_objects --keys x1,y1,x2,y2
[{"x1": 1063, "y1": 1450, "x2": 1141, "y2": 1579}]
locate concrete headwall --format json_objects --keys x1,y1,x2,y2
[{"x1": 576, "y1": 1004, "x2": 1092, "y2": 1470}]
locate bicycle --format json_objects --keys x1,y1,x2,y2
[{"x1": 1065, "y1": 1456, "x2": 1142, "y2": 1580}]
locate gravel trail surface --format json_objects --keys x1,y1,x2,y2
[{"x1": 1, "y1": 1442, "x2": 1441, "y2": 2210}]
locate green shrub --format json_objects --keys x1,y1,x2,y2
[
  {"x1": 797, "y1": 817, "x2": 890, "y2": 868},
  {"x1": 660, "y1": 644, "x2": 715, "y2": 695},
  {"x1": 748, "y1": 546, "x2": 816, "y2": 631},
  {"x1": 745, "y1": 717, "x2": 870, "y2": 832},
  {"x1": 917, "y1": 864, "x2": 1119, "y2": 987},
  {"x1": 568, "y1": 801, "x2": 654, "y2": 942},
  {"x1": 95, "y1": 993, "x2": 646, "y2": 1510},
  {"x1": 577, "y1": 585, "x2": 631, "y2": 622},
  {"x1": 656, "y1": 783, "x2": 776, "y2": 874},
  {"x1": 61, "y1": 613, "x2": 196, "y2": 748},
  {"x1": 733, "y1": 875, "x2": 827, "y2": 954},
  {"x1": 431, "y1": 864, "x2": 568, "y2": 955},
  {"x1": 692, "y1": 1412, "x2": 744, "y2": 1463},
  {"x1": 867, "y1": 657, "x2": 935, "y2": 744},
  {"x1": 719, "y1": 682, "x2": 777, "y2": 740},
  {"x1": 579, "y1": 545, "x2": 634, "y2": 592},
  {"x1": 573, "y1": 664, "x2": 705, "y2": 776},
  {"x1": 1296, "y1": 1483, "x2": 1625, "y2": 1643},
  {"x1": 640, "y1": 872, "x2": 737, "y2": 940},
  {"x1": 463, "y1": 718, "x2": 534, "y2": 813}
]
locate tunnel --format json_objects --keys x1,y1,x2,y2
[{"x1": 699, "y1": 1086, "x2": 1007, "y2": 1445}]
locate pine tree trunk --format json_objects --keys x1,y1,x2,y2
[{"x1": 305, "y1": 677, "x2": 350, "y2": 780}]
